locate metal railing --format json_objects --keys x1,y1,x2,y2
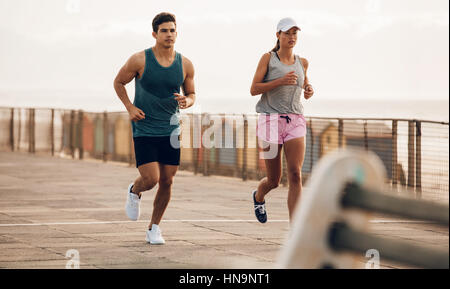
[
  {"x1": 277, "y1": 150, "x2": 449, "y2": 269},
  {"x1": 0, "y1": 107, "x2": 448, "y2": 204}
]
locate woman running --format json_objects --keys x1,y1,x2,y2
[{"x1": 250, "y1": 17, "x2": 314, "y2": 223}]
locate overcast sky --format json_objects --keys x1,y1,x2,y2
[{"x1": 0, "y1": 0, "x2": 448, "y2": 111}]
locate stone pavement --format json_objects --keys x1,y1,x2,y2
[{"x1": 0, "y1": 152, "x2": 448, "y2": 269}]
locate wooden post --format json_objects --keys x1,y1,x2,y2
[
  {"x1": 32, "y1": 109, "x2": 35, "y2": 153},
  {"x1": 219, "y1": 113, "x2": 227, "y2": 175},
  {"x1": 193, "y1": 113, "x2": 197, "y2": 174},
  {"x1": 70, "y1": 110, "x2": 75, "y2": 159},
  {"x1": 415, "y1": 121, "x2": 422, "y2": 198},
  {"x1": 103, "y1": 111, "x2": 108, "y2": 162},
  {"x1": 256, "y1": 120, "x2": 260, "y2": 179},
  {"x1": 338, "y1": 119, "x2": 344, "y2": 148},
  {"x1": 50, "y1": 109, "x2": 55, "y2": 156},
  {"x1": 233, "y1": 116, "x2": 240, "y2": 178},
  {"x1": 407, "y1": 121, "x2": 415, "y2": 189},
  {"x1": 363, "y1": 121, "x2": 368, "y2": 151},
  {"x1": 188, "y1": 114, "x2": 194, "y2": 173},
  {"x1": 28, "y1": 108, "x2": 35, "y2": 154},
  {"x1": 242, "y1": 114, "x2": 248, "y2": 181},
  {"x1": 78, "y1": 110, "x2": 84, "y2": 160},
  {"x1": 28, "y1": 108, "x2": 32, "y2": 153},
  {"x1": 202, "y1": 113, "x2": 209, "y2": 176},
  {"x1": 391, "y1": 120, "x2": 398, "y2": 188},
  {"x1": 194, "y1": 114, "x2": 202, "y2": 174},
  {"x1": 215, "y1": 115, "x2": 220, "y2": 174},
  {"x1": 10, "y1": 108, "x2": 14, "y2": 152},
  {"x1": 17, "y1": 109, "x2": 21, "y2": 151}
]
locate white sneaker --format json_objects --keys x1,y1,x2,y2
[
  {"x1": 145, "y1": 224, "x2": 165, "y2": 245},
  {"x1": 125, "y1": 183, "x2": 140, "y2": 221}
]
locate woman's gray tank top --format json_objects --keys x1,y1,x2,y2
[{"x1": 255, "y1": 51, "x2": 305, "y2": 114}]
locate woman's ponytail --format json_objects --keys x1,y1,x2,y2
[{"x1": 271, "y1": 39, "x2": 280, "y2": 52}]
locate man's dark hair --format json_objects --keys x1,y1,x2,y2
[{"x1": 152, "y1": 12, "x2": 176, "y2": 33}]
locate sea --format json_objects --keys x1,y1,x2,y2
[{"x1": 0, "y1": 90, "x2": 448, "y2": 122}]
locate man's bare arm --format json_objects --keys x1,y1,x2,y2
[
  {"x1": 113, "y1": 52, "x2": 146, "y2": 121},
  {"x1": 174, "y1": 56, "x2": 195, "y2": 109}
]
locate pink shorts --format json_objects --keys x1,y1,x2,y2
[{"x1": 257, "y1": 114, "x2": 307, "y2": 144}]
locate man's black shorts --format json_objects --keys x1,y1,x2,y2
[{"x1": 133, "y1": 136, "x2": 180, "y2": 167}]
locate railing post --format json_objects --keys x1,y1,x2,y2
[
  {"x1": 28, "y1": 108, "x2": 35, "y2": 154},
  {"x1": 17, "y1": 109, "x2": 22, "y2": 151},
  {"x1": 407, "y1": 120, "x2": 415, "y2": 189},
  {"x1": 233, "y1": 115, "x2": 240, "y2": 178},
  {"x1": 363, "y1": 121, "x2": 368, "y2": 151},
  {"x1": 415, "y1": 121, "x2": 422, "y2": 198},
  {"x1": 202, "y1": 113, "x2": 209, "y2": 176},
  {"x1": 70, "y1": 110, "x2": 75, "y2": 159},
  {"x1": 188, "y1": 114, "x2": 194, "y2": 173},
  {"x1": 391, "y1": 120, "x2": 398, "y2": 188},
  {"x1": 215, "y1": 115, "x2": 220, "y2": 174},
  {"x1": 78, "y1": 110, "x2": 84, "y2": 160},
  {"x1": 242, "y1": 114, "x2": 248, "y2": 181},
  {"x1": 193, "y1": 114, "x2": 199, "y2": 175},
  {"x1": 28, "y1": 108, "x2": 31, "y2": 153},
  {"x1": 10, "y1": 108, "x2": 14, "y2": 152},
  {"x1": 256, "y1": 120, "x2": 260, "y2": 179},
  {"x1": 32, "y1": 108, "x2": 36, "y2": 153},
  {"x1": 51, "y1": 109, "x2": 55, "y2": 156},
  {"x1": 103, "y1": 111, "x2": 108, "y2": 162},
  {"x1": 338, "y1": 119, "x2": 343, "y2": 148}
]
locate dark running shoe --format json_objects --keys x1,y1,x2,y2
[{"x1": 253, "y1": 190, "x2": 267, "y2": 223}]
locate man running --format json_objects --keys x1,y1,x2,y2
[{"x1": 113, "y1": 12, "x2": 195, "y2": 244}]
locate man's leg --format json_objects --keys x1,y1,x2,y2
[
  {"x1": 149, "y1": 163, "x2": 178, "y2": 229},
  {"x1": 132, "y1": 162, "x2": 160, "y2": 197},
  {"x1": 125, "y1": 161, "x2": 160, "y2": 221}
]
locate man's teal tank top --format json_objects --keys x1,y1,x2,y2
[{"x1": 132, "y1": 48, "x2": 183, "y2": 137}]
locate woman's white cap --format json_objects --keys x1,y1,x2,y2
[{"x1": 276, "y1": 17, "x2": 301, "y2": 32}]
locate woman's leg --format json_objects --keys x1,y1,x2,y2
[
  {"x1": 255, "y1": 141, "x2": 283, "y2": 203},
  {"x1": 283, "y1": 137, "x2": 306, "y2": 221}
]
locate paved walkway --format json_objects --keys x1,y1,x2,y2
[{"x1": 0, "y1": 152, "x2": 448, "y2": 268}]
